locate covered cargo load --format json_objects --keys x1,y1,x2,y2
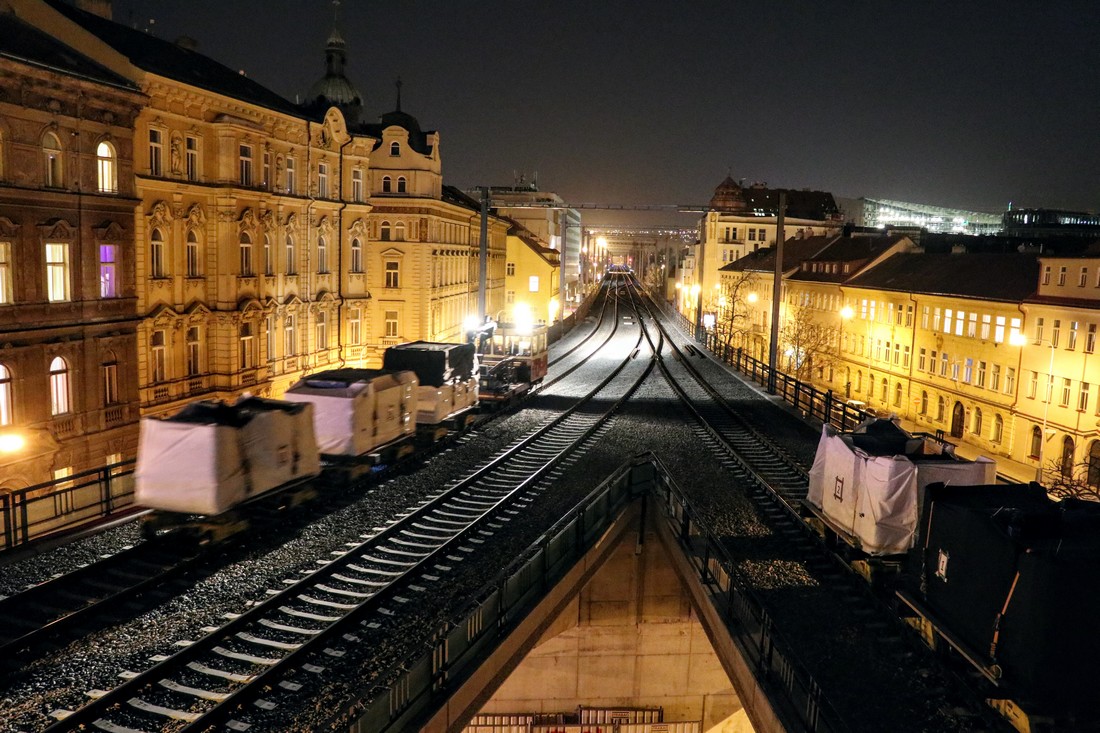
[
  {"x1": 382, "y1": 341, "x2": 476, "y2": 387},
  {"x1": 806, "y1": 419, "x2": 995, "y2": 555},
  {"x1": 284, "y1": 368, "x2": 416, "y2": 457},
  {"x1": 135, "y1": 397, "x2": 320, "y2": 516},
  {"x1": 920, "y1": 483, "x2": 1100, "y2": 711}
]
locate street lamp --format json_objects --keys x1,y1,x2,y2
[
  {"x1": 1011, "y1": 332, "x2": 1056, "y2": 484},
  {"x1": 691, "y1": 283, "x2": 702, "y2": 339},
  {"x1": 0, "y1": 431, "x2": 25, "y2": 453}
]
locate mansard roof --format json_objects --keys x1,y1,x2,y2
[
  {"x1": 709, "y1": 176, "x2": 841, "y2": 221},
  {"x1": 846, "y1": 251, "x2": 1040, "y2": 301},
  {"x1": 791, "y1": 234, "x2": 911, "y2": 283},
  {"x1": 362, "y1": 108, "x2": 435, "y2": 155},
  {"x1": 47, "y1": 0, "x2": 302, "y2": 117},
  {"x1": 0, "y1": 11, "x2": 136, "y2": 90}
]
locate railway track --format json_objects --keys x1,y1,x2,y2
[{"x1": 42, "y1": 301, "x2": 654, "y2": 733}]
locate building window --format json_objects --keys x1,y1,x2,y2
[
  {"x1": 976, "y1": 360, "x2": 986, "y2": 388},
  {"x1": 286, "y1": 156, "x2": 296, "y2": 193},
  {"x1": 1080, "y1": 267, "x2": 1089, "y2": 287},
  {"x1": 186, "y1": 231, "x2": 201, "y2": 277},
  {"x1": 239, "y1": 143, "x2": 253, "y2": 186},
  {"x1": 263, "y1": 234, "x2": 273, "y2": 276},
  {"x1": 1027, "y1": 370, "x2": 1038, "y2": 399},
  {"x1": 185, "y1": 135, "x2": 199, "y2": 181},
  {"x1": 349, "y1": 307, "x2": 361, "y2": 345},
  {"x1": 1080, "y1": 382, "x2": 1090, "y2": 412},
  {"x1": 100, "y1": 361, "x2": 118, "y2": 405},
  {"x1": 920, "y1": 390, "x2": 928, "y2": 414},
  {"x1": 1069, "y1": 321, "x2": 1079, "y2": 350},
  {"x1": 936, "y1": 396, "x2": 946, "y2": 422},
  {"x1": 385, "y1": 310, "x2": 399, "y2": 337},
  {"x1": 397, "y1": 176, "x2": 407, "y2": 193},
  {"x1": 1005, "y1": 367, "x2": 1016, "y2": 394},
  {"x1": 352, "y1": 169, "x2": 363, "y2": 202},
  {"x1": 972, "y1": 408, "x2": 983, "y2": 436},
  {"x1": 1052, "y1": 319, "x2": 1061, "y2": 347},
  {"x1": 880, "y1": 378, "x2": 888, "y2": 402},
  {"x1": 967, "y1": 312, "x2": 977, "y2": 338},
  {"x1": 239, "y1": 232, "x2": 254, "y2": 276},
  {"x1": 49, "y1": 356, "x2": 71, "y2": 415},
  {"x1": 151, "y1": 330, "x2": 167, "y2": 382},
  {"x1": 389, "y1": 141, "x2": 400, "y2": 156},
  {"x1": 1061, "y1": 377, "x2": 1072, "y2": 407},
  {"x1": 1057, "y1": 266, "x2": 1067, "y2": 286},
  {"x1": 286, "y1": 235, "x2": 297, "y2": 275},
  {"x1": 385, "y1": 260, "x2": 400, "y2": 288},
  {"x1": 529, "y1": 275, "x2": 539, "y2": 292},
  {"x1": 96, "y1": 141, "x2": 117, "y2": 193},
  {"x1": 0, "y1": 364, "x2": 12, "y2": 425},
  {"x1": 43, "y1": 131, "x2": 64, "y2": 187},
  {"x1": 894, "y1": 382, "x2": 903, "y2": 407},
  {"x1": 239, "y1": 322, "x2": 254, "y2": 369},
  {"x1": 186, "y1": 326, "x2": 201, "y2": 376},
  {"x1": 395, "y1": 222, "x2": 406, "y2": 241},
  {"x1": 314, "y1": 235, "x2": 327, "y2": 273},
  {"x1": 506, "y1": 290, "x2": 515, "y2": 304},
  {"x1": 963, "y1": 358, "x2": 973, "y2": 384},
  {"x1": 99, "y1": 244, "x2": 118, "y2": 298},
  {"x1": 921, "y1": 306, "x2": 930, "y2": 329},
  {"x1": 46, "y1": 242, "x2": 70, "y2": 302},
  {"x1": 1087, "y1": 324, "x2": 1097, "y2": 354},
  {"x1": 1042, "y1": 265, "x2": 1051, "y2": 285},
  {"x1": 150, "y1": 228, "x2": 166, "y2": 278},
  {"x1": 316, "y1": 311, "x2": 327, "y2": 350},
  {"x1": 506, "y1": 262, "x2": 516, "y2": 276},
  {"x1": 992, "y1": 414, "x2": 1003, "y2": 443},
  {"x1": 990, "y1": 363, "x2": 1001, "y2": 391},
  {"x1": 918, "y1": 347, "x2": 926, "y2": 372},
  {"x1": 148, "y1": 128, "x2": 162, "y2": 177},
  {"x1": 351, "y1": 238, "x2": 363, "y2": 273},
  {"x1": 380, "y1": 221, "x2": 391, "y2": 241},
  {"x1": 0, "y1": 242, "x2": 11, "y2": 304},
  {"x1": 1035, "y1": 317, "x2": 1045, "y2": 343},
  {"x1": 939, "y1": 352, "x2": 948, "y2": 377},
  {"x1": 382, "y1": 176, "x2": 392, "y2": 193},
  {"x1": 265, "y1": 315, "x2": 275, "y2": 362},
  {"x1": 1061, "y1": 436, "x2": 1075, "y2": 478},
  {"x1": 903, "y1": 346, "x2": 910, "y2": 368},
  {"x1": 284, "y1": 315, "x2": 296, "y2": 356},
  {"x1": 263, "y1": 150, "x2": 272, "y2": 189},
  {"x1": 318, "y1": 162, "x2": 328, "y2": 198}
]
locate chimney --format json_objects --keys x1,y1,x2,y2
[{"x1": 75, "y1": 0, "x2": 112, "y2": 19}]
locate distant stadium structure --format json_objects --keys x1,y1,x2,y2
[{"x1": 837, "y1": 197, "x2": 1003, "y2": 235}]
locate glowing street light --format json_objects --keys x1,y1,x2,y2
[{"x1": 0, "y1": 432, "x2": 26, "y2": 453}]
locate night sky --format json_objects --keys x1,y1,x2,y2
[{"x1": 109, "y1": 0, "x2": 1100, "y2": 221}]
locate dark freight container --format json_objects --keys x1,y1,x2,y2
[{"x1": 383, "y1": 341, "x2": 476, "y2": 387}]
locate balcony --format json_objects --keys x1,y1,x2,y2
[{"x1": 104, "y1": 405, "x2": 125, "y2": 426}]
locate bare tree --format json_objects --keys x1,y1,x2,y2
[
  {"x1": 1042, "y1": 458, "x2": 1100, "y2": 502},
  {"x1": 708, "y1": 271, "x2": 757, "y2": 354},
  {"x1": 779, "y1": 303, "x2": 840, "y2": 382}
]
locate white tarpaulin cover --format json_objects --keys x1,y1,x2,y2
[
  {"x1": 135, "y1": 398, "x2": 321, "y2": 515},
  {"x1": 284, "y1": 369, "x2": 416, "y2": 456},
  {"x1": 807, "y1": 420, "x2": 996, "y2": 555}
]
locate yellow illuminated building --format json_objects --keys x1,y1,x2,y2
[{"x1": 503, "y1": 225, "x2": 561, "y2": 327}]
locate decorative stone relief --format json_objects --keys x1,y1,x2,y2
[
  {"x1": 149, "y1": 201, "x2": 174, "y2": 229},
  {"x1": 186, "y1": 203, "x2": 206, "y2": 228}
]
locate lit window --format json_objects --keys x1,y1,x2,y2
[
  {"x1": 1087, "y1": 324, "x2": 1097, "y2": 354},
  {"x1": 96, "y1": 141, "x2": 117, "y2": 193},
  {"x1": 148, "y1": 128, "x2": 162, "y2": 177},
  {"x1": 186, "y1": 231, "x2": 201, "y2": 277},
  {"x1": 46, "y1": 242, "x2": 70, "y2": 302},
  {"x1": 239, "y1": 232, "x2": 254, "y2": 276},
  {"x1": 285, "y1": 235, "x2": 297, "y2": 275},
  {"x1": 395, "y1": 222, "x2": 406, "y2": 241},
  {"x1": 0, "y1": 364, "x2": 12, "y2": 425},
  {"x1": 99, "y1": 244, "x2": 117, "y2": 298},
  {"x1": 185, "y1": 135, "x2": 199, "y2": 181},
  {"x1": 1080, "y1": 382, "x2": 1090, "y2": 412},
  {"x1": 385, "y1": 310, "x2": 399, "y2": 337},
  {"x1": 317, "y1": 235, "x2": 328, "y2": 273},
  {"x1": 316, "y1": 311, "x2": 327, "y2": 349},
  {"x1": 263, "y1": 150, "x2": 272, "y2": 189},
  {"x1": 265, "y1": 315, "x2": 275, "y2": 362},
  {"x1": 239, "y1": 143, "x2": 253, "y2": 186},
  {"x1": 286, "y1": 156, "x2": 296, "y2": 193},
  {"x1": 186, "y1": 326, "x2": 201, "y2": 376},
  {"x1": 351, "y1": 238, "x2": 363, "y2": 273},
  {"x1": 352, "y1": 169, "x2": 363, "y2": 202},
  {"x1": 348, "y1": 307, "x2": 361, "y2": 345},
  {"x1": 318, "y1": 162, "x2": 328, "y2": 198},
  {"x1": 263, "y1": 234, "x2": 273, "y2": 276},
  {"x1": 102, "y1": 361, "x2": 118, "y2": 405},
  {"x1": 151, "y1": 330, "x2": 167, "y2": 383},
  {"x1": 43, "y1": 132, "x2": 64, "y2": 187},
  {"x1": 0, "y1": 241, "x2": 13, "y2": 304},
  {"x1": 385, "y1": 260, "x2": 400, "y2": 288},
  {"x1": 284, "y1": 314, "x2": 297, "y2": 356},
  {"x1": 49, "y1": 356, "x2": 70, "y2": 415},
  {"x1": 1069, "y1": 321, "x2": 1079, "y2": 350},
  {"x1": 150, "y1": 229, "x2": 166, "y2": 278},
  {"x1": 239, "y1": 322, "x2": 254, "y2": 369}
]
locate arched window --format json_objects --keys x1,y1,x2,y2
[
  {"x1": 1029, "y1": 425, "x2": 1042, "y2": 459},
  {"x1": 380, "y1": 221, "x2": 391, "y2": 241},
  {"x1": 395, "y1": 222, "x2": 406, "y2": 241},
  {"x1": 936, "y1": 396, "x2": 946, "y2": 422},
  {"x1": 43, "y1": 131, "x2": 63, "y2": 187},
  {"x1": 855, "y1": 370, "x2": 862, "y2": 392},
  {"x1": 49, "y1": 356, "x2": 70, "y2": 415},
  {"x1": 1087, "y1": 440, "x2": 1100, "y2": 489},
  {"x1": 96, "y1": 141, "x2": 116, "y2": 193},
  {"x1": 880, "y1": 378, "x2": 888, "y2": 402},
  {"x1": 868, "y1": 372, "x2": 874, "y2": 396},
  {"x1": 389, "y1": 141, "x2": 400, "y2": 156},
  {"x1": 972, "y1": 408, "x2": 983, "y2": 436},
  {"x1": 920, "y1": 390, "x2": 928, "y2": 414},
  {"x1": 150, "y1": 228, "x2": 166, "y2": 278},
  {"x1": 0, "y1": 364, "x2": 12, "y2": 425},
  {"x1": 351, "y1": 238, "x2": 363, "y2": 273},
  {"x1": 382, "y1": 176, "x2": 392, "y2": 193},
  {"x1": 893, "y1": 382, "x2": 903, "y2": 407},
  {"x1": 151, "y1": 330, "x2": 167, "y2": 383},
  {"x1": 1061, "y1": 436, "x2": 1075, "y2": 479},
  {"x1": 317, "y1": 235, "x2": 328, "y2": 273},
  {"x1": 239, "y1": 231, "x2": 253, "y2": 276},
  {"x1": 993, "y1": 414, "x2": 1004, "y2": 444},
  {"x1": 186, "y1": 230, "x2": 201, "y2": 277},
  {"x1": 397, "y1": 176, "x2": 407, "y2": 193},
  {"x1": 285, "y1": 234, "x2": 297, "y2": 275}
]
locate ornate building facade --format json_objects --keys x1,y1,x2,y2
[{"x1": 0, "y1": 7, "x2": 144, "y2": 489}]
